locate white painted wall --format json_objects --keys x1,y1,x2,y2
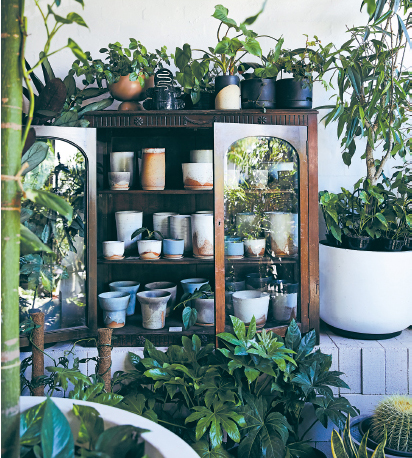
[{"x1": 23, "y1": 0, "x2": 409, "y2": 196}]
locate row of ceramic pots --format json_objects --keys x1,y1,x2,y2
[
  {"x1": 231, "y1": 211, "x2": 298, "y2": 257},
  {"x1": 103, "y1": 211, "x2": 214, "y2": 259},
  {"x1": 109, "y1": 149, "x2": 214, "y2": 190},
  {"x1": 225, "y1": 274, "x2": 298, "y2": 326},
  {"x1": 98, "y1": 278, "x2": 214, "y2": 329},
  {"x1": 226, "y1": 164, "x2": 297, "y2": 191}
]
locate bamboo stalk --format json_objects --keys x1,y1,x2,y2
[
  {"x1": 30, "y1": 312, "x2": 45, "y2": 396},
  {"x1": 97, "y1": 328, "x2": 113, "y2": 392},
  {"x1": 1, "y1": 0, "x2": 23, "y2": 456}
]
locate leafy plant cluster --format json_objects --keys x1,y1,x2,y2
[{"x1": 20, "y1": 397, "x2": 148, "y2": 458}]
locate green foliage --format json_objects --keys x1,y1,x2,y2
[
  {"x1": 175, "y1": 284, "x2": 213, "y2": 330},
  {"x1": 131, "y1": 226, "x2": 163, "y2": 240}
]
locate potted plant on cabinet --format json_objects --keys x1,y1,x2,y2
[
  {"x1": 318, "y1": 0, "x2": 412, "y2": 339},
  {"x1": 131, "y1": 227, "x2": 163, "y2": 260}
]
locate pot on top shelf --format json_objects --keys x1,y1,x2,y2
[
  {"x1": 240, "y1": 78, "x2": 276, "y2": 109},
  {"x1": 215, "y1": 75, "x2": 241, "y2": 110},
  {"x1": 275, "y1": 77, "x2": 312, "y2": 109}
]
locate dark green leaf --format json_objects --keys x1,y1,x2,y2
[
  {"x1": 192, "y1": 440, "x2": 231, "y2": 458},
  {"x1": 20, "y1": 224, "x2": 53, "y2": 255},
  {"x1": 72, "y1": 404, "x2": 104, "y2": 449},
  {"x1": 20, "y1": 400, "x2": 46, "y2": 447},
  {"x1": 182, "y1": 306, "x2": 197, "y2": 330},
  {"x1": 78, "y1": 98, "x2": 114, "y2": 115},
  {"x1": 21, "y1": 142, "x2": 49, "y2": 175},
  {"x1": 94, "y1": 425, "x2": 148, "y2": 458},
  {"x1": 25, "y1": 189, "x2": 73, "y2": 223},
  {"x1": 63, "y1": 75, "x2": 76, "y2": 98}
]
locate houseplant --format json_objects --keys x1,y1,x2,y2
[
  {"x1": 319, "y1": 0, "x2": 412, "y2": 339},
  {"x1": 131, "y1": 227, "x2": 163, "y2": 260}
]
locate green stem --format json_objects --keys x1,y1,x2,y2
[{"x1": 158, "y1": 419, "x2": 188, "y2": 429}]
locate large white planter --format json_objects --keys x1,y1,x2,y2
[
  {"x1": 153, "y1": 212, "x2": 177, "y2": 240},
  {"x1": 191, "y1": 213, "x2": 214, "y2": 259},
  {"x1": 110, "y1": 152, "x2": 135, "y2": 187},
  {"x1": 20, "y1": 397, "x2": 198, "y2": 458},
  {"x1": 320, "y1": 243, "x2": 412, "y2": 336},
  {"x1": 264, "y1": 211, "x2": 298, "y2": 257}
]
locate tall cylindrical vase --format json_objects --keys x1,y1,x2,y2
[
  {"x1": 191, "y1": 213, "x2": 214, "y2": 259},
  {"x1": 153, "y1": 212, "x2": 177, "y2": 240},
  {"x1": 169, "y1": 215, "x2": 192, "y2": 253},
  {"x1": 110, "y1": 152, "x2": 135, "y2": 187},
  {"x1": 141, "y1": 148, "x2": 165, "y2": 190},
  {"x1": 215, "y1": 75, "x2": 241, "y2": 110},
  {"x1": 264, "y1": 211, "x2": 298, "y2": 257},
  {"x1": 115, "y1": 211, "x2": 143, "y2": 253}
]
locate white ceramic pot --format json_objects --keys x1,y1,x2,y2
[
  {"x1": 20, "y1": 397, "x2": 199, "y2": 458},
  {"x1": 320, "y1": 244, "x2": 412, "y2": 336},
  {"x1": 244, "y1": 238, "x2": 266, "y2": 257},
  {"x1": 270, "y1": 283, "x2": 298, "y2": 323},
  {"x1": 264, "y1": 211, "x2": 298, "y2": 257},
  {"x1": 153, "y1": 212, "x2": 178, "y2": 240},
  {"x1": 190, "y1": 149, "x2": 213, "y2": 163},
  {"x1": 102, "y1": 241, "x2": 124, "y2": 260},
  {"x1": 141, "y1": 148, "x2": 165, "y2": 190},
  {"x1": 249, "y1": 170, "x2": 269, "y2": 189},
  {"x1": 215, "y1": 85, "x2": 241, "y2": 110},
  {"x1": 182, "y1": 163, "x2": 213, "y2": 190},
  {"x1": 232, "y1": 290, "x2": 270, "y2": 329},
  {"x1": 236, "y1": 212, "x2": 258, "y2": 238},
  {"x1": 195, "y1": 211, "x2": 213, "y2": 214},
  {"x1": 169, "y1": 215, "x2": 192, "y2": 253},
  {"x1": 110, "y1": 152, "x2": 134, "y2": 187},
  {"x1": 191, "y1": 213, "x2": 214, "y2": 259},
  {"x1": 108, "y1": 172, "x2": 130, "y2": 190},
  {"x1": 145, "y1": 281, "x2": 177, "y2": 317},
  {"x1": 194, "y1": 295, "x2": 215, "y2": 325},
  {"x1": 98, "y1": 291, "x2": 130, "y2": 328},
  {"x1": 136, "y1": 290, "x2": 171, "y2": 329},
  {"x1": 137, "y1": 239, "x2": 162, "y2": 260},
  {"x1": 115, "y1": 211, "x2": 143, "y2": 253}
]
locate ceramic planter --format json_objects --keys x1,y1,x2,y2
[
  {"x1": 270, "y1": 282, "x2": 298, "y2": 324},
  {"x1": 136, "y1": 290, "x2": 171, "y2": 329},
  {"x1": 320, "y1": 243, "x2": 412, "y2": 338},
  {"x1": 224, "y1": 236, "x2": 241, "y2": 254},
  {"x1": 102, "y1": 241, "x2": 124, "y2": 260},
  {"x1": 98, "y1": 291, "x2": 130, "y2": 328},
  {"x1": 194, "y1": 294, "x2": 215, "y2": 325},
  {"x1": 190, "y1": 149, "x2": 213, "y2": 163},
  {"x1": 141, "y1": 148, "x2": 165, "y2": 190},
  {"x1": 215, "y1": 75, "x2": 241, "y2": 110},
  {"x1": 225, "y1": 279, "x2": 245, "y2": 315},
  {"x1": 169, "y1": 215, "x2": 192, "y2": 253},
  {"x1": 245, "y1": 273, "x2": 272, "y2": 291},
  {"x1": 145, "y1": 281, "x2": 177, "y2": 317},
  {"x1": 137, "y1": 239, "x2": 162, "y2": 260},
  {"x1": 162, "y1": 238, "x2": 184, "y2": 259},
  {"x1": 264, "y1": 211, "x2": 298, "y2": 257},
  {"x1": 180, "y1": 278, "x2": 209, "y2": 307},
  {"x1": 226, "y1": 240, "x2": 244, "y2": 259},
  {"x1": 108, "y1": 172, "x2": 130, "y2": 190},
  {"x1": 182, "y1": 163, "x2": 213, "y2": 190},
  {"x1": 249, "y1": 170, "x2": 269, "y2": 189},
  {"x1": 244, "y1": 238, "x2": 266, "y2": 257},
  {"x1": 240, "y1": 78, "x2": 276, "y2": 109},
  {"x1": 115, "y1": 211, "x2": 143, "y2": 253},
  {"x1": 110, "y1": 152, "x2": 135, "y2": 187},
  {"x1": 276, "y1": 78, "x2": 313, "y2": 109},
  {"x1": 191, "y1": 213, "x2": 214, "y2": 259},
  {"x1": 109, "y1": 281, "x2": 140, "y2": 316},
  {"x1": 236, "y1": 212, "x2": 258, "y2": 238},
  {"x1": 153, "y1": 212, "x2": 178, "y2": 240},
  {"x1": 109, "y1": 74, "x2": 146, "y2": 101},
  {"x1": 232, "y1": 290, "x2": 270, "y2": 328}
]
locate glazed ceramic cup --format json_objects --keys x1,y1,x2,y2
[
  {"x1": 191, "y1": 213, "x2": 214, "y2": 259},
  {"x1": 162, "y1": 239, "x2": 185, "y2": 259},
  {"x1": 264, "y1": 211, "x2": 298, "y2": 257},
  {"x1": 244, "y1": 239, "x2": 266, "y2": 257},
  {"x1": 137, "y1": 239, "x2": 162, "y2": 260},
  {"x1": 169, "y1": 215, "x2": 192, "y2": 253},
  {"x1": 141, "y1": 148, "x2": 165, "y2": 190},
  {"x1": 190, "y1": 149, "x2": 213, "y2": 163},
  {"x1": 110, "y1": 152, "x2": 134, "y2": 187},
  {"x1": 103, "y1": 241, "x2": 124, "y2": 260},
  {"x1": 232, "y1": 290, "x2": 270, "y2": 328},
  {"x1": 98, "y1": 291, "x2": 130, "y2": 328},
  {"x1": 226, "y1": 240, "x2": 244, "y2": 259},
  {"x1": 115, "y1": 211, "x2": 143, "y2": 253},
  {"x1": 153, "y1": 212, "x2": 178, "y2": 240},
  {"x1": 109, "y1": 281, "x2": 140, "y2": 316},
  {"x1": 194, "y1": 294, "x2": 215, "y2": 325},
  {"x1": 182, "y1": 163, "x2": 213, "y2": 190},
  {"x1": 136, "y1": 290, "x2": 171, "y2": 329},
  {"x1": 108, "y1": 172, "x2": 130, "y2": 190},
  {"x1": 145, "y1": 281, "x2": 177, "y2": 317}
]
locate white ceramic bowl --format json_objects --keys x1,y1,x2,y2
[
  {"x1": 182, "y1": 163, "x2": 213, "y2": 190},
  {"x1": 232, "y1": 290, "x2": 270, "y2": 329},
  {"x1": 103, "y1": 241, "x2": 124, "y2": 260}
]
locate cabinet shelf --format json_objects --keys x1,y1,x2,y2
[
  {"x1": 98, "y1": 256, "x2": 214, "y2": 265},
  {"x1": 225, "y1": 256, "x2": 298, "y2": 264},
  {"x1": 98, "y1": 189, "x2": 213, "y2": 195}
]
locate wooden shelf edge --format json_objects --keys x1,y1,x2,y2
[{"x1": 98, "y1": 189, "x2": 213, "y2": 195}]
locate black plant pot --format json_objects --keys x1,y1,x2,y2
[
  {"x1": 214, "y1": 75, "x2": 240, "y2": 109},
  {"x1": 184, "y1": 92, "x2": 215, "y2": 110},
  {"x1": 215, "y1": 75, "x2": 240, "y2": 94},
  {"x1": 325, "y1": 232, "x2": 343, "y2": 247},
  {"x1": 344, "y1": 234, "x2": 375, "y2": 251},
  {"x1": 240, "y1": 78, "x2": 276, "y2": 109},
  {"x1": 276, "y1": 78, "x2": 312, "y2": 109},
  {"x1": 143, "y1": 86, "x2": 185, "y2": 110},
  {"x1": 378, "y1": 237, "x2": 406, "y2": 252}
]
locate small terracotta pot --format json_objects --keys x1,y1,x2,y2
[
  {"x1": 109, "y1": 74, "x2": 146, "y2": 101},
  {"x1": 141, "y1": 148, "x2": 165, "y2": 190},
  {"x1": 137, "y1": 239, "x2": 162, "y2": 260}
]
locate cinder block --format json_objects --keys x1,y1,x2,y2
[
  {"x1": 317, "y1": 332, "x2": 340, "y2": 395},
  {"x1": 361, "y1": 346, "x2": 385, "y2": 395},
  {"x1": 337, "y1": 346, "x2": 362, "y2": 394},
  {"x1": 378, "y1": 339, "x2": 408, "y2": 394}
]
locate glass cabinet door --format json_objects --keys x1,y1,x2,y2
[{"x1": 214, "y1": 123, "x2": 307, "y2": 334}]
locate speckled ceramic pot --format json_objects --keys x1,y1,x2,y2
[
  {"x1": 109, "y1": 281, "x2": 140, "y2": 316},
  {"x1": 264, "y1": 211, "x2": 298, "y2": 257},
  {"x1": 190, "y1": 149, "x2": 213, "y2": 163},
  {"x1": 191, "y1": 213, "x2": 214, "y2": 259},
  {"x1": 136, "y1": 290, "x2": 171, "y2": 329},
  {"x1": 244, "y1": 239, "x2": 266, "y2": 257},
  {"x1": 182, "y1": 163, "x2": 213, "y2": 190},
  {"x1": 98, "y1": 292, "x2": 130, "y2": 328},
  {"x1": 153, "y1": 212, "x2": 177, "y2": 240},
  {"x1": 108, "y1": 172, "x2": 130, "y2": 190},
  {"x1": 102, "y1": 241, "x2": 124, "y2": 260},
  {"x1": 110, "y1": 152, "x2": 135, "y2": 187},
  {"x1": 137, "y1": 239, "x2": 162, "y2": 260},
  {"x1": 194, "y1": 295, "x2": 215, "y2": 325},
  {"x1": 169, "y1": 215, "x2": 192, "y2": 253},
  {"x1": 232, "y1": 290, "x2": 270, "y2": 329},
  {"x1": 145, "y1": 281, "x2": 177, "y2": 317},
  {"x1": 115, "y1": 211, "x2": 143, "y2": 253},
  {"x1": 141, "y1": 148, "x2": 165, "y2": 190}
]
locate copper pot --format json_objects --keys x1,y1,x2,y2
[{"x1": 109, "y1": 74, "x2": 154, "y2": 101}]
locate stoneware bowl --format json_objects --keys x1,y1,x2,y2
[
  {"x1": 137, "y1": 239, "x2": 162, "y2": 260},
  {"x1": 136, "y1": 290, "x2": 171, "y2": 329},
  {"x1": 182, "y1": 163, "x2": 213, "y2": 190},
  {"x1": 145, "y1": 281, "x2": 177, "y2": 317},
  {"x1": 102, "y1": 241, "x2": 124, "y2": 260},
  {"x1": 232, "y1": 290, "x2": 270, "y2": 329},
  {"x1": 98, "y1": 291, "x2": 130, "y2": 328},
  {"x1": 108, "y1": 172, "x2": 130, "y2": 190},
  {"x1": 162, "y1": 239, "x2": 185, "y2": 259},
  {"x1": 109, "y1": 281, "x2": 140, "y2": 316}
]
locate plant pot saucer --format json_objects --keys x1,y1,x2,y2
[
  {"x1": 163, "y1": 255, "x2": 183, "y2": 259},
  {"x1": 195, "y1": 322, "x2": 214, "y2": 327},
  {"x1": 142, "y1": 187, "x2": 165, "y2": 191},
  {"x1": 104, "y1": 255, "x2": 125, "y2": 260},
  {"x1": 184, "y1": 186, "x2": 213, "y2": 190},
  {"x1": 193, "y1": 254, "x2": 214, "y2": 259},
  {"x1": 226, "y1": 255, "x2": 244, "y2": 259}
]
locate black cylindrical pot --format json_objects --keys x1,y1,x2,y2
[
  {"x1": 215, "y1": 75, "x2": 240, "y2": 94},
  {"x1": 326, "y1": 232, "x2": 343, "y2": 247},
  {"x1": 345, "y1": 235, "x2": 374, "y2": 251},
  {"x1": 143, "y1": 86, "x2": 185, "y2": 110},
  {"x1": 379, "y1": 237, "x2": 405, "y2": 252},
  {"x1": 240, "y1": 78, "x2": 276, "y2": 109},
  {"x1": 276, "y1": 78, "x2": 312, "y2": 109},
  {"x1": 215, "y1": 75, "x2": 241, "y2": 110}
]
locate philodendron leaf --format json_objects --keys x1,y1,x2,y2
[
  {"x1": 67, "y1": 38, "x2": 88, "y2": 65},
  {"x1": 20, "y1": 400, "x2": 46, "y2": 447},
  {"x1": 77, "y1": 98, "x2": 114, "y2": 116},
  {"x1": 20, "y1": 224, "x2": 53, "y2": 255},
  {"x1": 21, "y1": 141, "x2": 49, "y2": 175},
  {"x1": 72, "y1": 404, "x2": 104, "y2": 449},
  {"x1": 182, "y1": 306, "x2": 198, "y2": 330},
  {"x1": 25, "y1": 189, "x2": 73, "y2": 223},
  {"x1": 41, "y1": 398, "x2": 74, "y2": 458},
  {"x1": 94, "y1": 425, "x2": 149, "y2": 458},
  {"x1": 192, "y1": 440, "x2": 232, "y2": 458}
]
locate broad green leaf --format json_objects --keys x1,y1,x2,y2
[
  {"x1": 20, "y1": 401, "x2": 46, "y2": 447},
  {"x1": 182, "y1": 306, "x2": 198, "y2": 330},
  {"x1": 52, "y1": 110, "x2": 78, "y2": 127},
  {"x1": 192, "y1": 440, "x2": 231, "y2": 458},
  {"x1": 66, "y1": 12, "x2": 88, "y2": 28},
  {"x1": 78, "y1": 98, "x2": 114, "y2": 115},
  {"x1": 68, "y1": 38, "x2": 88, "y2": 65},
  {"x1": 63, "y1": 75, "x2": 76, "y2": 98},
  {"x1": 212, "y1": 5, "x2": 237, "y2": 28},
  {"x1": 92, "y1": 393, "x2": 123, "y2": 406},
  {"x1": 94, "y1": 425, "x2": 148, "y2": 458},
  {"x1": 21, "y1": 142, "x2": 49, "y2": 175},
  {"x1": 20, "y1": 224, "x2": 53, "y2": 255},
  {"x1": 243, "y1": 37, "x2": 262, "y2": 57},
  {"x1": 25, "y1": 189, "x2": 73, "y2": 223},
  {"x1": 285, "y1": 319, "x2": 301, "y2": 351},
  {"x1": 72, "y1": 404, "x2": 104, "y2": 449},
  {"x1": 331, "y1": 430, "x2": 350, "y2": 458},
  {"x1": 230, "y1": 315, "x2": 246, "y2": 341}
]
